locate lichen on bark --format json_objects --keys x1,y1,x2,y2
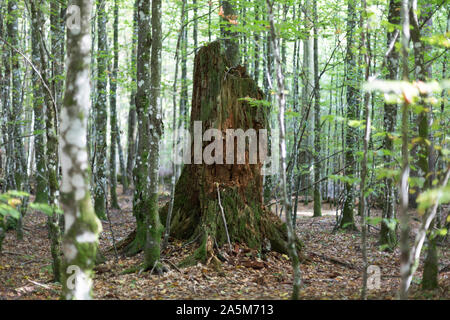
[{"x1": 60, "y1": 0, "x2": 102, "y2": 300}]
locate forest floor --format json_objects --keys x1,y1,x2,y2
[{"x1": 0, "y1": 186, "x2": 448, "y2": 300}]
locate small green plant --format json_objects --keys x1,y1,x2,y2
[{"x1": 0, "y1": 190, "x2": 62, "y2": 253}]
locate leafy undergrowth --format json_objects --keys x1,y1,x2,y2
[{"x1": 0, "y1": 190, "x2": 448, "y2": 300}]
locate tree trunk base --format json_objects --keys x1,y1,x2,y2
[{"x1": 160, "y1": 169, "x2": 303, "y2": 268}]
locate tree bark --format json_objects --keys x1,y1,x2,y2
[
  {"x1": 60, "y1": 0, "x2": 102, "y2": 299},
  {"x1": 126, "y1": 0, "x2": 138, "y2": 189},
  {"x1": 380, "y1": 0, "x2": 400, "y2": 251},
  {"x1": 93, "y1": 0, "x2": 108, "y2": 219},
  {"x1": 340, "y1": 0, "x2": 358, "y2": 230},
  {"x1": 143, "y1": 0, "x2": 164, "y2": 272},
  {"x1": 31, "y1": 1, "x2": 48, "y2": 204},
  {"x1": 267, "y1": 0, "x2": 302, "y2": 299},
  {"x1": 313, "y1": 0, "x2": 322, "y2": 218},
  {"x1": 109, "y1": 0, "x2": 120, "y2": 209},
  {"x1": 160, "y1": 41, "x2": 302, "y2": 267}
]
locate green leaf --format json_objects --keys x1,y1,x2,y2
[
  {"x1": 30, "y1": 203, "x2": 63, "y2": 217},
  {"x1": 416, "y1": 186, "x2": 450, "y2": 214},
  {"x1": 383, "y1": 218, "x2": 398, "y2": 231},
  {"x1": 366, "y1": 216, "x2": 382, "y2": 226},
  {"x1": 6, "y1": 190, "x2": 29, "y2": 198},
  {"x1": 0, "y1": 203, "x2": 20, "y2": 219}
]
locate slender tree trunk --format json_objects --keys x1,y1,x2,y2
[
  {"x1": 179, "y1": 0, "x2": 188, "y2": 132},
  {"x1": 253, "y1": 2, "x2": 260, "y2": 84},
  {"x1": 8, "y1": 0, "x2": 27, "y2": 238},
  {"x1": 60, "y1": 0, "x2": 102, "y2": 299},
  {"x1": 399, "y1": 0, "x2": 411, "y2": 300},
  {"x1": 126, "y1": 0, "x2": 138, "y2": 189},
  {"x1": 93, "y1": 0, "x2": 108, "y2": 219},
  {"x1": 31, "y1": 1, "x2": 47, "y2": 204},
  {"x1": 221, "y1": 0, "x2": 240, "y2": 66},
  {"x1": 360, "y1": 0, "x2": 371, "y2": 299},
  {"x1": 340, "y1": 0, "x2": 358, "y2": 230},
  {"x1": 29, "y1": 0, "x2": 63, "y2": 283},
  {"x1": 409, "y1": 0, "x2": 438, "y2": 291},
  {"x1": 313, "y1": 0, "x2": 321, "y2": 218},
  {"x1": 144, "y1": 0, "x2": 164, "y2": 272},
  {"x1": 193, "y1": 0, "x2": 198, "y2": 52},
  {"x1": 116, "y1": 122, "x2": 128, "y2": 191},
  {"x1": 109, "y1": 0, "x2": 120, "y2": 209},
  {"x1": 0, "y1": 0, "x2": 7, "y2": 251},
  {"x1": 163, "y1": 0, "x2": 185, "y2": 250},
  {"x1": 380, "y1": 0, "x2": 400, "y2": 251},
  {"x1": 267, "y1": 0, "x2": 301, "y2": 300},
  {"x1": 302, "y1": 0, "x2": 314, "y2": 207}
]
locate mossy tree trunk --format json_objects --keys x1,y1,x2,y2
[
  {"x1": 30, "y1": 0, "x2": 63, "y2": 283},
  {"x1": 340, "y1": 0, "x2": 358, "y2": 230},
  {"x1": 108, "y1": 0, "x2": 120, "y2": 209},
  {"x1": 126, "y1": 0, "x2": 164, "y2": 274},
  {"x1": 60, "y1": 0, "x2": 102, "y2": 299},
  {"x1": 410, "y1": 2, "x2": 439, "y2": 291},
  {"x1": 31, "y1": 1, "x2": 48, "y2": 204},
  {"x1": 7, "y1": 0, "x2": 27, "y2": 236},
  {"x1": 143, "y1": 0, "x2": 164, "y2": 272},
  {"x1": 126, "y1": 0, "x2": 138, "y2": 190},
  {"x1": 380, "y1": 0, "x2": 400, "y2": 251},
  {"x1": 312, "y1": 0, "x2": 322, "y2": 218},
  {"x1": 161, "y1": 42, "x2": 302, "y2": 266},
  {"x1": 93, "y1": 0, "x2": 108, "y2": 220}
]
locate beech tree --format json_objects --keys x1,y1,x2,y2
[
  {"x1": 93, "y1": 0, "x2": 108, "y2": 220},
  {"x1": 60, "y1": 0, "x2": 102, "y2": 300}
]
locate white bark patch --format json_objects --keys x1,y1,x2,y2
[
  {"x1": 60, "y1": 152, "x2": 73, "y2": 192},
  {"x1": 73, "y1": 270, "x2": 92, "y2": 300},
  {"x1": 76, "y1": 231, "x2": 97, "y2": 243},
  {"x1": 65, "y1": 214, "x2": 75, "y2": 231},
  {"x1": 74, "y1": 69, "x2": 90, "y2": 114},
  {"x1": 63, "y1": 243, "x2": 77, "y2": 261},
  {"x1": 75, "y1": 188, "x2": 86, "y2": 201},
  {"x1": 66, "y1": 119, "x2": 87, "y2": 148},
  {"x1": 72, "y1": 174, "x2": 85, "y2": 188},
  {"x1": 77, "y1": 150, "x2": 88, "y2": 164},
  {"x1": 60, "y1": 108, "x2": 70, "y2": 132},
  {"x1": 79, "y1": 35, "x2": 91, "y2": 54}
]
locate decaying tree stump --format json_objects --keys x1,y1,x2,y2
[{"x1": 161, "y1": 41, "x2": 302, "y2": 266}]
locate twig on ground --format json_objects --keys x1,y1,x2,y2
[{"x1": 216, "y1": 183, "x2": 231, "y2": 252}]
